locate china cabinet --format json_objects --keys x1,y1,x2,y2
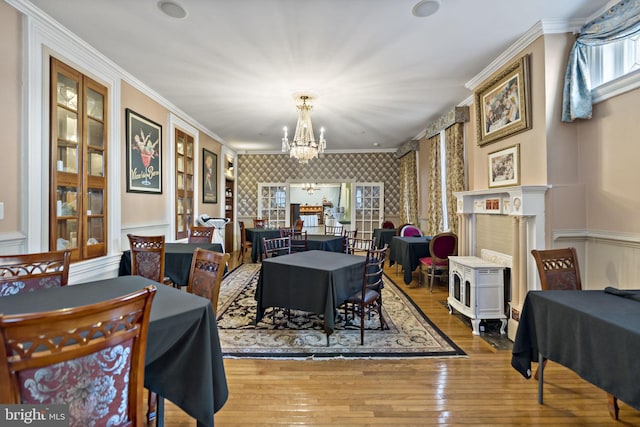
[
  {"x1": 49, "y1": 58, "x2": 108, "y2": 261},
  {"x1": 174, "y1": 129, "x2": 194, "y2": 239}
]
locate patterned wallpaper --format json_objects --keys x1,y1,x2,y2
[{"x1": 237, "y1": 153, "x2": 400, "y2": 218}]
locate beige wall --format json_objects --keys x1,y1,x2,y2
[
  {"x1": 0, "y1": 3, "x2": 22, "y2": 233},
  {"x1": 579, "y1": 87, "x2": 640, "y2": 233}
]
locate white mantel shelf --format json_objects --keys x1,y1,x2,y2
[{"x1": 454, "y1": 185, "x2": 549, "y2": 217}]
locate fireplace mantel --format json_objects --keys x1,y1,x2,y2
[{"x1": 453, "y1": 185, "x2": 550, "y2": 340}]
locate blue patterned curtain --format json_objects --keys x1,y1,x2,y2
[{"x1": 561, "y1": 0, "x2": 640, "y2": 122}]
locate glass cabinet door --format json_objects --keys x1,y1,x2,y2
[
  {"x1": 50, "y1": 58, "x2": 108, "y2": 261},
  {"x1": 175, "y1": 129, "x2": 194, "y2": 240}
]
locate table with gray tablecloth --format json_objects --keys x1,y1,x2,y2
[
  {"x1": 511, "y1": 289, "x2": 640, "y2": 412},
  {"x1": 373, "y1": 228, "x2": 397, "y2": 250},
  {"x1": 388, "y1": 236, "x2": 432, "y2": 284},
  {"x1": 119, "y1": 242, "x2": 223, "y2": 286},
  {"x1": 306, "y1": 234, "x2": 345, "y2": 253},
  {"x1": 245, "y1": 228, "x2": 281, "y2": 262},
  {"x1": 255, "y1": 250, "x2": 365, "y2": 336},
  {"x1": 0, "y1": 276, "x2": 228, "y2": 427}
]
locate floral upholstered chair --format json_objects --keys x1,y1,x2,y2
[
  {"x1": 0, "y1": 286, "x2": 156, "y2": 427},
  {"x1": 127, "y1": 234, "x2": 166, "y2": 283},
  {"x1": 0, "y1": 250, "x2": 71, "y2": 297}
]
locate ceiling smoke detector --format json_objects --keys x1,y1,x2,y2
[
  {"x1": 158, "y1": 1, "x2": 188, "y2": 19},
  {"x1": 412, "y1": 0, "x2": 441, "y2": 18}
]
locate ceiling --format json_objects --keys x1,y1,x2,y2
[{"x1": 28, "y1": 0, "x2": 609, "y2": 153}]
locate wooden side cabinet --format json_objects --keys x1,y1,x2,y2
[{"x1": 447, "y1": 256, "x2": 506, "y2": 335}]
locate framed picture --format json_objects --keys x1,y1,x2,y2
[
  {"x1": 126, "y1": 109, "x2": 162, "y2": 193},
  {"x1": 488, "y1": 144, "x2": 520, "y2": 188},
  {"x1": 475, "y1": 55, "x2": 531, "y2": 146},
  {"x1": 202, "y1": 148, "x2": 217, "y2": 203}
]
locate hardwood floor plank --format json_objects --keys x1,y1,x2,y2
[{"x1": 160, "y1": 252, "x2": 640, "y2": 426}]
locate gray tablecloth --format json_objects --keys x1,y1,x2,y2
[
  {"x1": 245, "y1": 228, "x2": 281, "y2": 262},
  {"x1": 0, "y1": 276, "x2": 228, "y2": 426},
  {"x1": 255, "y1": 250, "x2": 365, "y2": 335},
  {"x1": 373, "y1": 228, "x2": 397, "y2": 249},
  {"x1": 511, "y1": 289, "x2": 640, "y2": 410},
  {"x1": 388, "y1": 236, "x2": 432, "y2": 284},
  {"x1": 306, "y1": 234, "x2": 344, "y2": 253},
  {"x1": 119, "y1": 242, "x2": 223, "y2": 286}
]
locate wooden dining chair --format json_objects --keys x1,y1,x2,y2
[
  {"x1": 238, "y1": 221, "x2": 253, "y2": 264},
  {"x1": 0, "y1": 285, "x2": 157, "y2": 426},
  {"x1": 127, "y1": 234, "x2": 173, "y2": 287},
  {"x1": 188, "y1": 226, "x2": 215, "y2": 243},
  {"x1": 289, "y1": 230, "x2": 308, "y2": 253},
  {"x1": 262, "y1": 236, "x2": 291, "y2": 259},
  {"x1": 187, "y1": 248, "x2": 230, "y2": 314},
  {"x1": 346, "y1": 236, "x2": 376, "y2": 255},
  {"x1": 418, "y1": 231, "x2": 458, "y2": 292},
  {"x1": 0, "y1": 250, "x2": 71, "y2": 297},
  {"x1": 324, "y1": 225, "x2": 342, "y2": 236},
  {"x1": 342, "y1": 228, "x2": 358, "y2": 239},
  {"x1": 253, "y1": 218, "x2": 267, "y2": 228},
  {"x1": 342, "y1": 244, "x2": 388, "y2": 345},
  {"x1": 294, "y1": 219, "x2": 304, "y2": 231}
]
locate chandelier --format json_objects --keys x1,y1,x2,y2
[
  {"x1": 303, "y1": 183, "x2": 316, "y2": 194},
  {"x1": 281, "y1": 95, "x2": 326, "y2": 164}
]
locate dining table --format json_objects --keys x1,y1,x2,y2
[
  {"x1": 511, "y1": 288, "x2": 640, "y2": 418},
  {"x1": 246, "y1": 228, "x2": 344, "y2": 262},
  {"x1": 373, "y1": 228, "x2": 397, "y2": 250},
  {"x1": 388, "y1": 235, "x2": 432, "y2": 284},
  {"x1": 255, "y1": 250, "x2": 365, "y2": 344},
  {"x1": 119, "y1": 242, "x2": 223, "y2": 286},
  {"x1": 0, "y1": 275, "x2": 228, "y2": 427}
]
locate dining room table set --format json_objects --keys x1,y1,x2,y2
[
  {"x1": 246, "y1": 227, "x2": 344, "y2": 262},
  {"x1": 388, "y1": 235, "x2": 432, "y2": 284},
  {"x1": 255, "y1": 250, "x2": 367, "y2": 345},
  {"x1": 119, "y1": 241, "x2": 223, "y2": 286}
]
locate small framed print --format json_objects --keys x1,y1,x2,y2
[
  {"x1": 126, "y1": 109, "x2": 162, "y2": 193},
  {"x1": 488, "y1": 144, "x2": 520, "y2": 188},
  {"x1": 202, "y1": 148, "x2": 218, "y2": 203}
]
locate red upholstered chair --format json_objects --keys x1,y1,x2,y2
[
  {"x1": 342, "y1": 244, "x2": 389, "y2": 345},
  {"x1": 400, "y1": 224, "x2": 423, "y2": 237},
  {"x1": 0, "y1": 285, "x2": 157, "y2": 426},
  {"x1": 381, "y1": 221, "x2": 395, "y2": 229},
  {"x1": 0, "y1": 250, "x2": 71, "y2": 297},
  {"x1": 418, "y1": 231, "x2": 457, "y2": 292}
]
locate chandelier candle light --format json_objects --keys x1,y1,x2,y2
[{"x1": 282, "y1": 95, "x2": 326, "y2": 164}]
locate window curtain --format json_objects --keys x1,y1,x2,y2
[
  {"x1": 399, "y1": 152, "x2": 418, "y2": 226},
  {"x1": 561, "y1": 0, "x2": 640, "y2": 122},
  {"x1": 445, "y1": 123, "x2": 465, "y2": 234},
  {"x1": 425, "y1": 133, "x2": 442, "y2": 236}
]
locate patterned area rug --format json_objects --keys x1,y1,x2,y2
[{"x1": 216, "y1": 263, "x2": 466, "y2": 359}]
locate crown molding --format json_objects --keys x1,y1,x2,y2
[{"x1": 465, "y1": 18, "x2": 585, "y2": 91}]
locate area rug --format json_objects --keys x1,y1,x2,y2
[{"x1": 216, "y1": 263, "x2": 466, "y2": 359}]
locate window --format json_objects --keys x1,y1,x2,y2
[
  {"x1": 587, "y1": 34, "x2": 640, "y2": 89},
  {"x1": 50, "y1": 58, "x2": 108, "y2": 261}
]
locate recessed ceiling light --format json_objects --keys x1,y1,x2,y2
[
  {"x1": 412, "y1": 0, "x2": 441, "y2": 18},
  {"x1": 158, "y1": 1, "x2": 188, "y2": 19},
  {"x1": 373, "y1": 142, "x2": 380, "y2": 147}
]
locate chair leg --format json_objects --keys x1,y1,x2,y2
[
  {"x1": 430, "y1": 269, "x2": 436, "y2": 293},
  {"x1": 147, "y1": 390, "x2": 157, "y2": 426},
  {"x1": 533, "y1": 359, "x2": 548, "y2": 381},
  {"x1": 360, "y1": 303, "x2": 365, "y2": 345},
  {"x1": 608, "y1": 393, "x2": 619, "y2": 420}
]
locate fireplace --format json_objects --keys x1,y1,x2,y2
[{"x1": 454, "y1": 186, "x2": 549, "y2": 341}]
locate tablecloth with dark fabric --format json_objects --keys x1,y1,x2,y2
[
  {"x1": 119, "y1": 242, "x2": 223, "y2": 285},
  {"x1": 0, "y1": 276, "x2": 228, "y2": 426},
  {"x1": 245, "y1": 228, "x2": 281, "y2": 262},
  {"x1": 373, "y1": 228, "x2": 397, "y2": 249},
  {"x1": 255, "y1": 250, "x2": 365, "y2": 335},
  {"x1": 388, "y1": 236, "x2": 432, "y2": 284},
  {"x1": 511, "y1": 289, "x2": 640, "y2": 410},
  {"x1": 306, "y1": 234, "x2": 345, "y2": 253}
]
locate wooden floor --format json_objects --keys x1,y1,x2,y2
[{"x1": 163, "y1": 251, "x2": 640, "y2": 426}]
